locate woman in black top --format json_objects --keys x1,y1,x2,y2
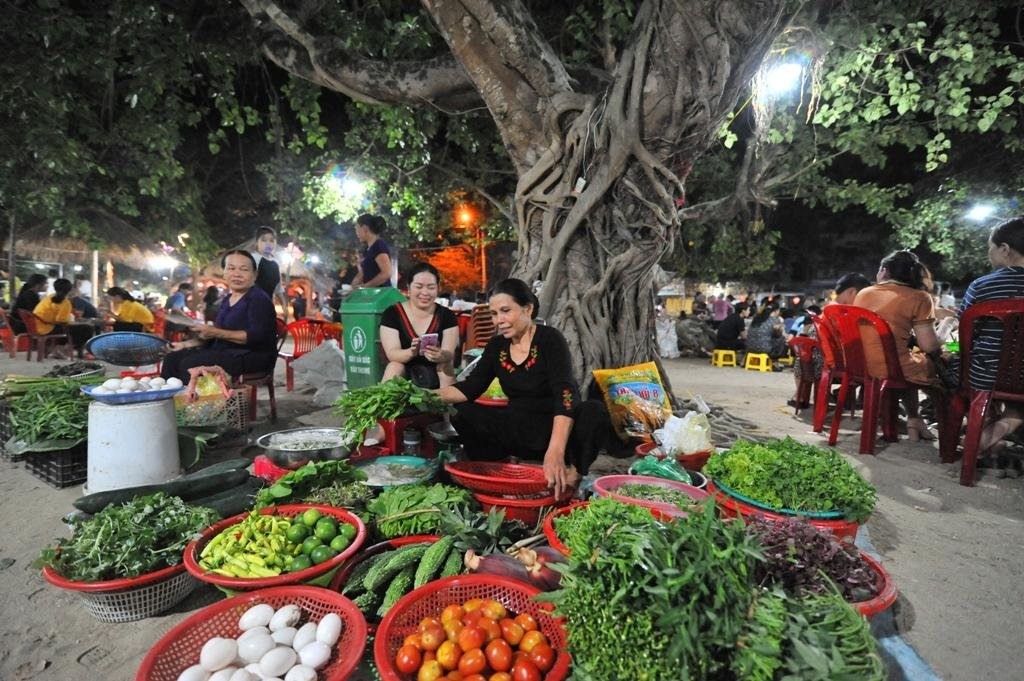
[
  {"x1": 352, "y1": 214, "x2": 393, "y2": 288},
  {"x1": 436, "y1": 278, "x2": 610, "y2": 497},
  {"x1": 380, "y1": 262, "x2": 459, "y2": 389},
  {"x1": 10, "y1": 274, "x2": 47, "y2": 333}
]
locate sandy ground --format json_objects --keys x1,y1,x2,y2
[{"x1": 0, "y1": 354, "x2": 1021, "y2": 681}]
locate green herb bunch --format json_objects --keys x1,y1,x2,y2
[
  {"x1": 333, "y1": 377, "x2": 447, "y2": 444},
  {"x1": 36, "y1": 492, "x2": 218, "y2": 582},
  {"x1": 8, "y1": 376, "x2": 103, "y2": 445},
  {"x1": 367, "y1": 483, "x2": 472, "y2": 538},
  {"x1": 254, "y1": 460, "x2": 366, "y2": 509},
  {"x1": 704, "y1": 438, "x2": 877, "y2": 522}
]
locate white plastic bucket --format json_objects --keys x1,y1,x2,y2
[{"x1": 86, "y1": 400, "x2": 181, "y2": 493}]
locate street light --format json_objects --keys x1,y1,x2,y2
[
  {"x1": 454, "y1": 203, "x2": 486, "y2": 291},
  {"x1": 761, "y1": 62, "x2": 803, "y2": 97},
  {"x1": 966, "y1": 204, "x2": 997, "y2": 221}
]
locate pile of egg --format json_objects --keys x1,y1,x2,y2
[
  {"x1": 90, "y1": 376, "x2": 184, "y2": 395},
  {"x1": 175, "y1": 603, "x2": 343, "y2": 681}
]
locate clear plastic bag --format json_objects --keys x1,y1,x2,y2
[{"x1": 654, "y1": 411, "x2": 713, "y2": 457}]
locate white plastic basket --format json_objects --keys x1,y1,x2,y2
[{"x1": 44, "y1": 567, "x2": 199, "y2": 623}]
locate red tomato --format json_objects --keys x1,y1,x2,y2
[
  {"x1": 444, "y1": 619, "x2": 464, "y2": 643},
  {"x1": 478, "y1": 617, "x2": 502, "y2": 642},
  {"x1": 511, "y1": 651, "x2": 530, "y2": 669},
  {"x1": 442, "y1": 604, "x2": 466, "y2": 626},
  {"x1": 458, "y1": 625, "x2": 487, "y2": 653},
  {"x1": 395, "y1": 644, "x2": 422, "y2": 674},
  {"x1": 462, "y1": 610, "x2": 485, "y2": 627},
  {"x1": 463, "y1": 598, "x2": 485, "y2": 612},
  {"x1": 418, "y1": 660, "x2": 444, "y2": 681},
  {"x1": 463, "y1": 675, "x2": 487, "y2": 681},
  {"x1": 518, "y1": 630, "x2": 547, "y2": 654},
  {"x1": 421, "y1": 624, "x2": 447, "y2": 652},
  {"x1": 445, "y1": 672, "x2": 464, "y2": 681},
  {"x1": 511, "y1": 659, "x2": 542, "y2": 681},
  {"x1": 528, "y1": 643, "x2": 555, "y2": 673},
  {"x1": 457, "y1": 648, "x2": 487, "y2": 676},
  {"x1": 421, "y1": 616, "x2": 444, "y2": 632},
  {"x1": 480, "y1": 599, "x2": 507, "y2": 622},
  {"x1": 513, "y1": 613, "x2": 538, "y2": 632},
  {"x1": 437, "y1": 640, "x2": 462, "y2": 671},
  {"x1": 485, "y1": 638, "x2": 513, "y2": 672},
  {"x1": 498, "y1": 618, "x2": 524, "y2": 646},
  {"x1": 424, "y1": 651, "x2": 437, "y2": 663},
  {"x1": 489, "y1": 675, "x2": 513, "y2": 681},
  {"x1": 404, "y1": 633, "x2": 425, "y2": 650}
]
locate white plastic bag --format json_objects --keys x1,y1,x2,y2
[{"x1": 654, "y1": 411, "x2": 713, "y2": 456}]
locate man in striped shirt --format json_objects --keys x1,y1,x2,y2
[{"x1": 958, "y1": 216, "x2": 1024, "y2": 457}]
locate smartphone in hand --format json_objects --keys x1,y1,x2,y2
[{"x1": 418, "y1": 333, "x2": 439, "y2": 355}]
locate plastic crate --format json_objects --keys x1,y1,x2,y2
[
  {"x1": 25, "y1": 442, "x2": 88, "y2": 488},
  {"x1": 0, "y1": 400, "x2": 19, "y2": 462},
  {"x1": 174, "y1": 389, "x2": 248, "y2": 432}
]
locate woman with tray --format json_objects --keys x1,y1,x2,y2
[{"x1": 159, "y1": 250, "x2": 278, "y2": 383}]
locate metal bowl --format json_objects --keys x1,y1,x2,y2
[{"x1": 255, "y1": 427, "x2": 350, "y2": 470}]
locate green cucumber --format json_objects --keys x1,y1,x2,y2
[
  {"x1": 189, "y1": 476, "x2": 265, "y2": 518},
  {"x1": 72, "y1": 465, "x2": 251, "y2": 514}
]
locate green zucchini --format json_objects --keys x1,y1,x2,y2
[
  {"x1": 189, "y1": 476, "x2": 266, "y2": 518},
  {"x1": 182, "y1": 457, "x2": 251, "y2": 476},
  {"x1": 72, "y1": 465, "x2": 251, "y2": 514}
]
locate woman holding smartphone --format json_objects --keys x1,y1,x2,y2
[{"x1": 379, "y1": 261, "x2": 460, "y2": 389}]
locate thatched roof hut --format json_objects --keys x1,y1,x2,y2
[{"x1": 10, "y1": 209, "x2": 164, "y2": 269}]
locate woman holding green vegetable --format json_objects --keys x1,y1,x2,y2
[{"x1": 435, "y1": 278, "x2": 610, "y2": 497}]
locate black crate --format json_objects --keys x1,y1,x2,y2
[
  {"x1": 0, "y1": 400, "x2": 21, "y2": 462},
  {"x1": 24, "y1": 442, "x2": 87, "y2": 488}
]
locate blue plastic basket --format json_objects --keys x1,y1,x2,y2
[
  {"x1": 81, "y1": 385, "x2": 184, "y2": 405},
  {"x1": 85, "y1": 333, "x2": 170, "y2": 366},
  {"x1": 710, "y1": 478, "x2": 844, "y2": 519}
]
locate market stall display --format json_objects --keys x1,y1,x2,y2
[
  {"x1": 183, "y1": 505, "x2": 366, "y2": 592},
  {"x1": 136, "y1": 586, "x2": 367, "y2": 681},
  {"x1": 255, "y1": 426, "x2": 350, "y2": 470},
  {"x1": 592, "y1": 474, "x2": 709, "y2": 517}
]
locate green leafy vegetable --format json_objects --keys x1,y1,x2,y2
[
  {"x1": 704, "y1": 438, "x2": 877, "y2": 522},
  {"x1": 615, "y1": 483, "x2": 699, "y2": 509},
  {"x1": 301, "y1": 479, "x2": 376, "y2": 510},
  {"x1": 8, "y1": 376, "x2": 103, "y2": 445},
  {"x1": 551, "y1": 497, "x2": 660, "y2": 556},
  {"x1": 36, "y1": 492, "x2": 217, "y2": 582},
  {"x1": 333, "y1": 377, "x2": 446, "y2": 444},
  {"x1": 366, "y1": 483, "x2": 472, "y2": 538},
  {"x1": 254, "y1": 459, "x2": 366, "y2": 509}
]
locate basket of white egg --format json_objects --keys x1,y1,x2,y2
[
  {"x1": 135, "y1": 586, "x2": 368, "y2": 681},
  {"x1": 80, "y1": 375, "x2": 186, "y2": 405}
]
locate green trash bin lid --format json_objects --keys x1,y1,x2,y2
[{"x1": 340, "y1": 287, "x2": 406, "y2": 313}]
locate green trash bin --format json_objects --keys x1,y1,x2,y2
[{"x1": 341, "y1": 288, "x2": 406, "y2": 388}]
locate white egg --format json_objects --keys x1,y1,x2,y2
[
  {"x1": 92, "y1": 387, "x2": 111, "y2": 395},
  {"x1": 284, "y1": 666, "x2": 317, "y2": 681},
  {"x1": 208, "y1": 668, "x2": 238, "y2": 681},
  {"x1": 297, "y1": 641, "x2": 330, "y2": 670},
  {"x1": 176, "y1": 665, "x2": 211, "y2": 681},
  {"x1": 315, "y1": 613, "x2": 342, "y2": 646},
  {"x1": 139, "y1": 377, "x2": 151, "y2": 385},
  {"x1": 229, "y1": 669, "x2": 257, "y2": 681},
  {"x1": 239, "y1": 604, "x2": 275, "y2": 631},
  {"x1": 166, "y1": 377, "x2": 184, "y2": 388},
  {"x1": 150, "y1": 376, "x2": 166, "y2": 387},
  {"x1": 269, "y1": 604, "x2": 301, "y2": 632},
  {"x1": 102, "y1": 378, "x2": 122, "y2": 390},
  {"x1": 238, "y1": 633, "x2": 275, "y2": 664},
  {"x1": 115, "y1": 388, "x2": 133, "y2": 393},
  {"x1": 258, "y1": 646, "x2": 297, "y2": 678},
  {"x1": 238, "y1": 626, "x2": 270, "y2": 642},
  {"x1": 270, "y1": 627, "x2": 296, "y2": 647},
  {"x1": 291, "y1": 623, "x2": 317, "y2": 653},
  {"x1": 121, "y1": 379, "x2": 138, "y2": 388},
  {"x1": 200, "y1": 638, "x2": 238, "y2": 672}
]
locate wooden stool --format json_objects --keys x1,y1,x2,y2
[
  {"x1": 710, "y1": 349, "x2": 737, "y2": 367},
  {"x1": 744, "y1": 352, "x2": 772, "y2": 372}
]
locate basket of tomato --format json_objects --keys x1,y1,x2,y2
[
  {"x1": 374, "y1": 574, "x2": 570, "y2": 680},
  {"x1": 183, "y1": 505, "x2": 366, "y2": 592}
]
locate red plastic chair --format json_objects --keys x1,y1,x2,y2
[
  {"x1": 941, "y1": 299, "x2": 1024, "y2": 486},
  {"x1": 810, "y1": 313, "x2": 852, "y2": 433},
  {"x1": 17, "y1": 310, "x2": 70, "y2": 362},
  {"x1": 279, "y1": 319, "x2": 328, "y2": 392},
  {"x1": 788, "y1": 335, "x2": 819, "y2": 414},
  {"x1": 0, "y1": 308, "x2": 29, "y2": 358},
  {"x1": 464, "y1": 304, "x2": 496, "y2": 353}
]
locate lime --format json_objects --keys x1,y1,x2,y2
[
  {"x1": 285, "y1": 523, "x2": 310, "y2": 543},
  {"x1": 289, "y1": 554, "x2": 313, "y2": 572},
  {"x1": 313, "y1": 518, "x2": 338, "y2": 542},
  {"x1": 301, "y1": 536, "x2": 324, "y2": 555},
  {"x1": 301, "y1": 508, "x2": 323, "y2": 528},
  {"x1": 330, "y1": 535, "x2": 351, "y2": 552},
  {"x1": 337, "y1": 523, "x2": 357, "y2": 541},
  {"x1": 310, "y1": 545, "x2": 338, "y2": 565}
]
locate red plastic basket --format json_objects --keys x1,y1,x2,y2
[
  {"x1": 183, "y1": 504, "x2": 367, "y2": 591},
  {"x1": 542, "y1": 501, "x2": 589, "y2": 556},
  {"x1": 708, "y1": 482, "x2": 862, "y2": 541},
  {"x1": 374, "y1": 574, "x2": 570, "y2": 681},
  {"x1": 41, "y1": 563, "x2": 197, "y2": 623},
  {"x1": 592, "y1": 474, "x2": 709, "y2": 518},
  {"x1": 635, "y1": 442, "x2": 713, "y2": 471},
  {"x1": 445, "y1": 460, "x2": 551, "y2": 496},
  {"x1": 135, "y1": 585, "x2": 368, "y2": 681},
  {"x1": 472, "y1": 489, "x2": 573, "y2": 525},
  {"x1": 854, "y1": 552, "x2": 898, "y2": 617}
]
